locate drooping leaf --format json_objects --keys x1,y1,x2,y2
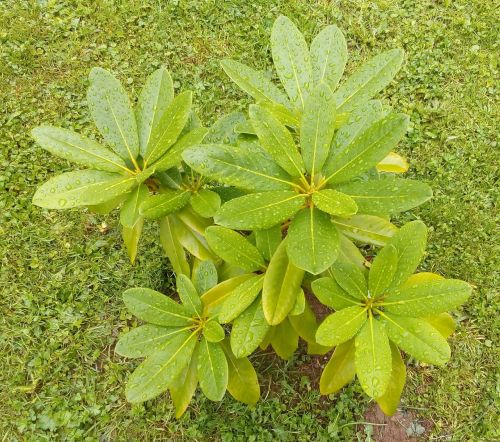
[
  {"x1": 220, "y1": 59, "x2": 291, "y2": 107},
  {"x1": 122, "y1": 217, "x2": 143, "y2": 264},
  {"x1": 312, "y1": 189, "x2": 358, "y2": 217},
  {"x1": 384, "y1": 279, "x2": 472, "y2": 317},
  {"x1": 123, "y1": 287, "x2": 193, "y2": 326},
  {"x1": 87, "y1": 193, "x2": 128, "y2": 214},
  {"x1": 376, "y1": 343, "x2": 406, "y2": 416},
  {"x1": 270, "y1": 318, "x2": 299, "y2": 360},
  {"x1": 316, "y1": 306, "x2": 367, "y2": 346},
  {"x1": 136, "y1": 66, "x2": 174, "y2": 156},
  {"x1": 289, "y1": 289, "x2": 306, "y2": 316},
  {"x1": 33, "y1": 170, "x2": 136, "y2": 209},
  {"x1": 355, "y1": 317, "x2": 392, "y2": 399},
  {"x1": 197, "y1": 337, "x2": 228, "y2": 401},
  {"x1": 386, "y1": 220, "x2": 427, "y2": 287},
  {"x1": 125, "y1": 330, "x2": 197, "y2": 403},
  {"x1": 336, "y1": 179, "x2": 433, "y2": 215},
  {"x1": 300, "y1": 83, "x2": 336, "y2": 175},
  {"x1": 311, "y1": 277, "x2": 361, "y2": 310},
  {"x1": 218, "y1": 274, "x2": 264, "y2": 323},
  {"x1": 215, "y1": 191, "x2": 306, "y2": 230},
  {"x1": 140, "y1": 190, "x2": 192, "y2": 219},
  {"x1": 170, "y1": 347, "x2": 198, "y2": 418},
  {"x1": 289, "y1": 298, "x2": 330, "y2": 354},
  {"x1": 183, "y1": 143, "x2": 295, "y2": 191},
  {"x1": 190, "y1": 189, "x2": 221, "y2": 218},
  {"x1": 338, "y1": 234, "x2": 367, "y2": 271},
  {"x1": 310, "y1": 24, "x2": 347, "y2": 90},
  {"x1": 221, "y1": 340, "x2": 260, "y2": 405},
  {"x1": 332, "y1": 214, "x2": 397, "y2": 246},
  {"x1": 323, "y1": 113, "x2": 409, "y2": 185},
  {"x1": 263, "y1": 240, "x2": 305, "y2": 325},
  {"x1": 426, "y1": 313, "x2": 456, "y2": 339},
  {"x1": 205, "y1": 226, "x2": 265, "y2": 272},
  {"x1": 333, "y1": 49, "x2": 404, "y2": 112},
  {"x1": 176, "y1": 274, "x2": 202, "y2": 316},
  {"x1": 287, "y1": 207, "x2": 339, "y2": 274},
  {"x1": 143, "y1": 91, "x2": 192, "y2": 166},
  {"x1": 115, "y1": 325, "x2": 189, "y2": 359},
  {"x1": 159, "y1": 216, "x2": 190, "y2": 276},
  {"x1": 32, "y1": 126, "x2": 128, "y2": 173},
  {"x1": 120, "y1": 184, "x2": 149, "y2": 228},
  {"x1": 171, "y1": 216, "x2": 214, "y2": 261},
  {"x1": 376, "y1": 152, "x2": 409, "y2": 173},
  {"x1": 153, "y1": 127, "x2": 208, "y2": 172},
  {"x1": 87, "y1": 68, "x2": 139, "y2": 161},
  {"x1": 192, "y1": 259, "x2": 218, "y2": 295},
  {"x1": 319, "y1": 339, "x2": 356, "y2": 395},
  {"x1": 271, "y1": 15, "x2": 312, "y2": 109},
  {"x1": 330, "y1": 260, "x2": 368, "y2": 300},
  {"x1": 204, "y1": 111, "x2": 246, "y2": 145},
  {"x1": 368, "y1": 244, "x2": 398, "y2": 298},
  {"x1": 249, "y1": 104, "x2": 305, "y2": 177},
  {"x1": 381, "y1": 313, "x2": 451, "y2": 365},
  {"x1": 259, "y1": 101, "x2": 300, "y2": 128},
  {"x1": 254, "y1": 225, "x2": 282, "y2": 261},
  {"x1": 203, "y1": 320, "x2": 225, "y2": 343},
  {"x1": 231, "y1": 298, "x2": 270, "y2": 358}
]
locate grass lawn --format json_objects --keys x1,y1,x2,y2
[{"x1": 1, "y1": 0, "x2": 498, "y2": 440}]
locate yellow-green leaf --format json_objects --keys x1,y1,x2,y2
[
  {"x1": 316, "y1": 306, "x2": 367, "y2": 347},
  {"x1": 197, "y1": 337, "x2": 228, "y2": 401},
  {"x1": 312, "y1": 189, "x2": 358, "y2": 217},
  {"x1": 319, "y1": 339, "x2": 356, "y2": 395},
  {"x1": 375, "y1": 343, "x2": 406, "y2": 416}
]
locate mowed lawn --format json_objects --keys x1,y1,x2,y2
[{"x1": 0, "y1": 0, "x2": 497, "y2": 440}]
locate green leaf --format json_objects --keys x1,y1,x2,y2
[
  {"x1": 287, "y1": 207, "x2": 339, "y2": 274},
  {"x1": 381, "y1": 313, "x2": 451, "y2": 365},
  {"x1": 190, "y1": 189, "x2": 221, "y2": 218},
  {"x1": 332, "y1": 214, "x2": 397, "y2": 247},
  {"x1": 310, "y1": 24, "x2": 347, "y2": 90},
  {"x1": 170, "y1": 347, "x2": 198, "y2": 418},
  {"x1": 323, "y1": 113, "x2": 409, "y2": 185},
  {"x1": 197, "y1": 337, "x2": 228, "y2": 401},
  {"x1": 33, "y1": 170, "x2": 136, "y2": 209},
  {"x1": 368, "y1": 244, "x2": 398, "y2": 298},
  {"x1": 183, "y1": 143, "x2": 295, "y2": 191},
  {"x1": 330, "y1": 259, "x2": 368, "y2": 300},
  {"x1": 384, "y1": 279, "x2": 472, "y2": 316},
  {"x1": 316, "y1": 306, "x2": 367, "y2": 346},
  {"x1": 153, "y1": 127, "x2": 208, "y2": 172},
  {"x1": 312, "y1": 189, "x2": 358, "y2": 217},
  {"x1": 386, "y1": 220, "x2": 427, "y2": 287},
  {"x1": 136, "y1": 66, "x2": 174, "y2": 156},
  {"x1": 123, "y1": 287, "x2": 193, "y2": 326},
  {"x1": 231, "y1": 298, "x2": 270, "y2": 358},
  {"x1": 125, "y1": 330, "x2": 197, "y2": 403},
  {"x1": 255, "y1": 226, "x2": 282, "y2": 261},
  {"x1": 159, "y1": 216, "x2": 190, "y2": 276},
  {"x1": 171, "y1": 216, "x2": 214, "y2": 261},
  {"x1": 249, "y1": 104, "x2": 305, "y2": 177},
  {"x1": 355, "y1": 316, "x2": 392, "y2": 399},
  {"x1": 336, "y1": 179, "x2": 433, "y2": 215},
  {"x1": 215, "y1": 191, "x2": 306, "y2": 230},
  {"x1": 87, "y1": 193, "x2": 128, "y2": 214},
  {"x1": 139, "y1": 190, "x2": 191, "y2": 219},
  {"x1": 120, "y1": 184, "x2": 149, "y2": 228},
  {"x1": 426, "y1": 313, "x2": 456, "y2": 339},
  {"x1": 288, "y1": 298, "x2": 328, "y2": 353},
  {"x1": 376, "y1": 343, "x2": 406, "y2": 416},
  {"x1": 87, "y1": 68, "x2": 139, "y2": 161},
  {"x1": 204, "y1": 111, "x2": 246, "y2": 144},
  {"x1": 289, "y1": 289, "x2": 305, "y2": 316},
  {"x1": 192, "y1": 259, "x2": 218, "y2": 295},
  {"x1": 337, "y1": 234, "x2": 368, "y2": 271},
  {"x1": 205, "y1": 226, "x2": 265, "y2": 272},
  {"x1": 221, "y1": 340, "x2": 260, "y2": 405},
  {"x1": 300, "y1": 83, "x2": 336, "y2": 175},
  {"x1": 122, "y1": 217, "x2": 143, "y2": 264},
  {"x1": 270, "y1": 318, "x2": 299, "y2": 360},
  {"x1": 115, "y1": 325, "x2": 189, "y2": 359},
  {"x1": 311, "y1": 277, "x2": 361, "y2": 310},
  {"x1": 263, "y1": 240, "x2": 305, "y2": 325},
  {"x1": 32, "y1": 126, "x2": 129, "y2": 173},
  {"x1": 220, "y1": 59, "x2": 291, "y2": 107},
  {"x1": 203, "y1": 320, "x2": 225, "y2": 343},
  {"x1": 271, "y1": 15, "x2": 312, "y2": 109},
  {"x1": 333, "y1": 49, "x2": 404, "y2": 112},
  {"x1": 144, "y1": 91, "x2": 192, "y2": 166},
  {"x1": 176, "y1": 274, "x2": 202, "y2": 316},
  {"x1": 218, "y1": 274, "x2": 264, "y2": 323},
  {"x1": 319, "y1": 339, "x2": 356, "y2": 395},
  {"x1": 259, "y1": 101, "x2": 300, "y2": 128}
]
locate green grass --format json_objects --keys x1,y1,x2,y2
[{"x1": 1, "y1": 0, "x2": 498, "y2": 440}]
